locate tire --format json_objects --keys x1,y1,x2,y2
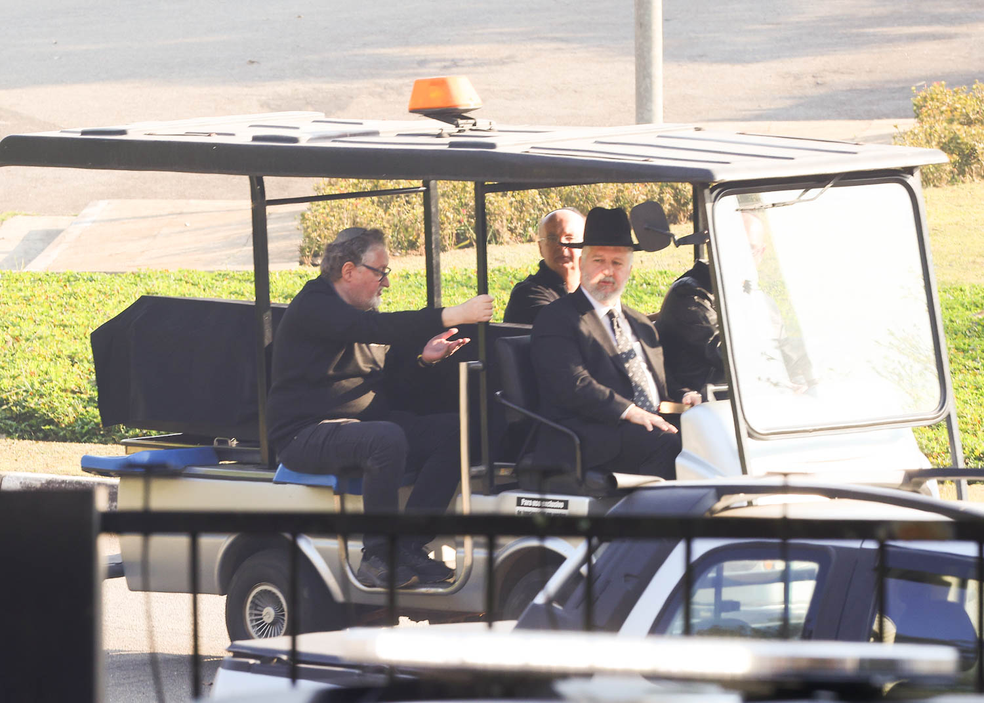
[
  {"x1": 225, "y1": 548, "x2": 348, "y2": 641},
  {"x1": 500, "y1": 566, "x2": 556, "y2": 621}
]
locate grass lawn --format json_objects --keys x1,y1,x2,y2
[{"x1": 924, "y1": 182, "x2": 984, "y2": 286}]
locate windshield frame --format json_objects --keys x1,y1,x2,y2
[{"x1": 707, "y1": 171, "x2": 953, "y2": 444}]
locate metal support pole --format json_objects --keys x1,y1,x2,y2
[
  {"x1": 249, "y1": 176, "x2": 274, "y2": 468},
  {"x1": 635, "y1": 0, "x2": 664, "y2": 124},
  {"x1": 474, "y1": 182, "x2": 491, "y2": 488},
  {"x1": 423, "y1": 180, "x2": 442, "y2": 308}
]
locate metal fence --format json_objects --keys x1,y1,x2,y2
[
  {"x1": 7, "y1": 488, "x2": 984, "y2": 702},
  {"x1": 97, "y1": 505, "x2": 984, "y2": 698}
]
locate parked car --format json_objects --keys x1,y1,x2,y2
[
  {"x1": 210, "y1": 475, "x2": 984, "y2": 696},
  {"x1": 518, "y1": 477, "x2": 983, "y2": 674}
]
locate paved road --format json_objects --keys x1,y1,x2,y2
[
  {"x1": 2, "y1": 0, "x2": 982, "y2": 214},
  {"x1": 99, "y1": 536, "x2": 228, "y2": 702}
]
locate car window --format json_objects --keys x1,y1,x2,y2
[
  {"x1": 652, "y1": 553, "x2": 823, "y2": 639},
  {"x1": 871, "y1": 568, "x2": 981, "y2": 677}
]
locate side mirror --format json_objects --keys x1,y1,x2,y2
[
  {"x1": 630, "y1": 201, "x2": 673, "y2": 252},
  {"x1": 630, "y1": 200, "x2": 709, "y2": 250}
]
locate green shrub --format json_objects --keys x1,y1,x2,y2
[
  {"x1": 299, "y1": 180, "x2": 692, "y2": 261},
  {"x1": 895, "y1": 81, "x2": 984, "y2": 187}
]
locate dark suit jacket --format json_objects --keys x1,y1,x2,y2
[
  {"x1": 530, "y1": 287, "x2": 675, "y2": 470},
  {"x1": 658, "y1": 260, "x2": 724, "y2": 395},
  {"x1": 503, "y1": 260, "x2": 568, "y2": 325}
]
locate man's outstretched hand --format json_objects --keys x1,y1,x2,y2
[
  {"x1": 441, "y1": 294, "x2": 494, "y2": 327},
  {"x1": 420, "y1": 328, "x2": 471, "y2": 364},
  {"x1": 624, "y1": 404, "x2": 678, "y2": 433}
]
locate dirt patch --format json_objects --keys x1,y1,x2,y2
[{"x1": 0, "y1": 438, "x2": 123, "y2": 477}]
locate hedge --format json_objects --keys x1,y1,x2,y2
[
  {"x1": 895, "y1": 81, "x2": 984, "y2": 187},
  {"x1": 300, "y1": 181, "x2": 692, "y2": 260}
]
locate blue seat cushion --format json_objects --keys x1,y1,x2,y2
[
  {"x1": 272, "y1": 464, "x2": 418, "y2": 494},
  {"x1": 81, "y1": 447, "x2": 220, "y2": 477},
  {"x1": 272, "y1": 464, "x2": 363, "y2": 493}
]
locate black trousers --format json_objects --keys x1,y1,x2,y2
[
  {"x1": 597, "y1": 423, "x2": 681, "y2": 479},
  {"x1": 278, "y1": 411, "x2": 460, "y2": 552}
]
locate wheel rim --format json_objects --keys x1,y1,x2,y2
[{"x1": 244, "y1": 582, "x2": 288, "y2": 639}]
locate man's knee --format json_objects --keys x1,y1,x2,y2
[{"x1": 363, "y1": 422, "x2": 409, "y2": 469}]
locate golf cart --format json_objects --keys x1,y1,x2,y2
[{"x1": 0, "y1": 77, "x2": 965, "y2": 642}]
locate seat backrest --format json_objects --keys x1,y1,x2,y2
[
  {"x1": 495, "y1": 335, "x2": 537, "y2": 422},
  {"x1": 893, "y1": 598, "x2": 978, "y2": 671}
]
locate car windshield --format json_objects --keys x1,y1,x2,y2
[{"x1": 712, "y1": 181, "x2": 943, "y2": 435}]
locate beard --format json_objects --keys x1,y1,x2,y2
[{"x1": 583, "y1": 276, "x2": 623, "y2": 305}]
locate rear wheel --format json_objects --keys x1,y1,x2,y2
[
  {"x1": 225, "y1": 548, "x2": 348, "y2": 641},
  {"x1": 499, "y1": 566, "x2": 556, "y2": 620}
]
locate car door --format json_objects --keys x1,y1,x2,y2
[{"x1": 841, "y1": 542, "x2": 981, "y2": 683}]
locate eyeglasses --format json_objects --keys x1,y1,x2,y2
[
  {"x1": 538, "y1": 236, "x2": 581, "y2": 246},
  {"x1": 359, "y1": 263, "x2": 392, "y2": 281}
]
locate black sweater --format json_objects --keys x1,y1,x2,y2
[{"x1": 266, "y1": 276, "x2": 445, "y2": 452}]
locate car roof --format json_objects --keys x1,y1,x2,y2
[
  {"x1": 0, "y1": 112, "x2": 948, "y2": 184},
  {"x1": 722, "y1": 498, "x2": 945, "y2": 521},
  {"x1": 610, "y1": 478, "x2": 984, "y2": 523}
]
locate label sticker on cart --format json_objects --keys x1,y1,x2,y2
[{"x1": 515, "y1": 496, "x2": 569, "y2": 515}]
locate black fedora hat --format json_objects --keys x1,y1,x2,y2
[{"x1": 567, "y1": 207, "x2": 641, "y2": 250}]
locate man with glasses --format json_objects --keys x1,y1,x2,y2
[
  {"x1": 267, "y1": 227, "x2": 494, "y2": 588},
  {"x1": 503, "y1": 208, "x2": 585, "y2": 324}
]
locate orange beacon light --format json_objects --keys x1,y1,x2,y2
[{"x1": 408, "y1": 76, "x2": 482, "y2": 125}]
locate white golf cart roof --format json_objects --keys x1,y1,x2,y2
[{"x1": 0, "y1": 112, "x2": 947, "y2": 183}]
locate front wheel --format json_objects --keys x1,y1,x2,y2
[{"x1": 225, "y1": 548, "x2": 348, "y2": 641}]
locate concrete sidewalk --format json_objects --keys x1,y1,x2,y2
[
  {"x1": 1, "y1": 199, "x2": 308, "y2": 272},
  {"x1": 0, "y1": 118, "x2": 913, "y2": 272}
]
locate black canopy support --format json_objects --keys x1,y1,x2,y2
[
  {"x1": 474, "y1": 182, "x2": 491, "y2": 486},
  {"x1": 423, "y1": 180, "x2": 442, "y2": 308},
  {"x1": 249, "y1": 175, "x2": 274, "y2": 468}
]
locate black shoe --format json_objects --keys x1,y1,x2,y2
[
  {"x1": 356, "y1": 552, "x2": 417, "y2": 588},
  {"x1": 399, "y1": 545, "x2": 454, "y2": 584}
]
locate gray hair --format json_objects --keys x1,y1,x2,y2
[{"x1": 320, "y1": 227, "x2": 386, "y2": 280}]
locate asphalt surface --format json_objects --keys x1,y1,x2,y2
[{"x1": 2, "y1": 0, "x2": 982, "y2": 215}]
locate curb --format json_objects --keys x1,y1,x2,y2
[{"x1": 0, "y1": 471, "x2": 118, "y2": 511}]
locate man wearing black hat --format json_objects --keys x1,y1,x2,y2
[
  {"x1": 267, "y1": 227, "x2": 494, "y2": 588},
  {"x1": 529, "y1": 207, "x2": 700, "y2": 486}
]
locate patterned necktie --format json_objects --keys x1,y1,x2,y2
[{"x1": 607, "y1": 310, "x2": 658, "y2": 413}]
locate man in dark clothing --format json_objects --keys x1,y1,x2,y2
[
  {"x1": 657, "y1": 259, "x2": 724, "y2": 398},
  {"x1": 503, "y1": 208, "x2": 584, "y2": 324},
  {"x1": 530, "y1": 208, "x2": 700, "y2": 491},
  {"x1": 267, "y1": 227, "x2": 494, "y2": 588}
]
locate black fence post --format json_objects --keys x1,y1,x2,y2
[
  {"x1": 190, "y1": 530, "x2": 201, "y2": 697},
  {"x1": 486, "y1": 534, "x2": 497, "y2": 626},
  {"x1": 683, "y1": 536, "x2": 693, "y2": 636},
  {"x1": 1, "y1": 492, "x2": 101, "y2": 703},
  {"x1": 877, "y1": 539, "x2": 887, "y2": 643},
  {"x1": 977, "y1": 540, "x2": 983, "y2": 693},
  {"x1": 290, "y1": 532, "x2": 299, "y2": 685}
]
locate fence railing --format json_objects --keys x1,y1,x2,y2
[{"x1": 99, "y1": 507, "x2": 984, "y2": 698}]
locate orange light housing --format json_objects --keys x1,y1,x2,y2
[{"x1": 408, "y1": 76, "x2": 482, "y2": 115}]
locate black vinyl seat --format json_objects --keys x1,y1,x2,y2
[{"x1": 494, "y1": 335, "x2": 599, "y2": 495}]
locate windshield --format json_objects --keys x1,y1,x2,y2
[{"x1": 712, "y1": 180, "x2": 943, "y2": 435}]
